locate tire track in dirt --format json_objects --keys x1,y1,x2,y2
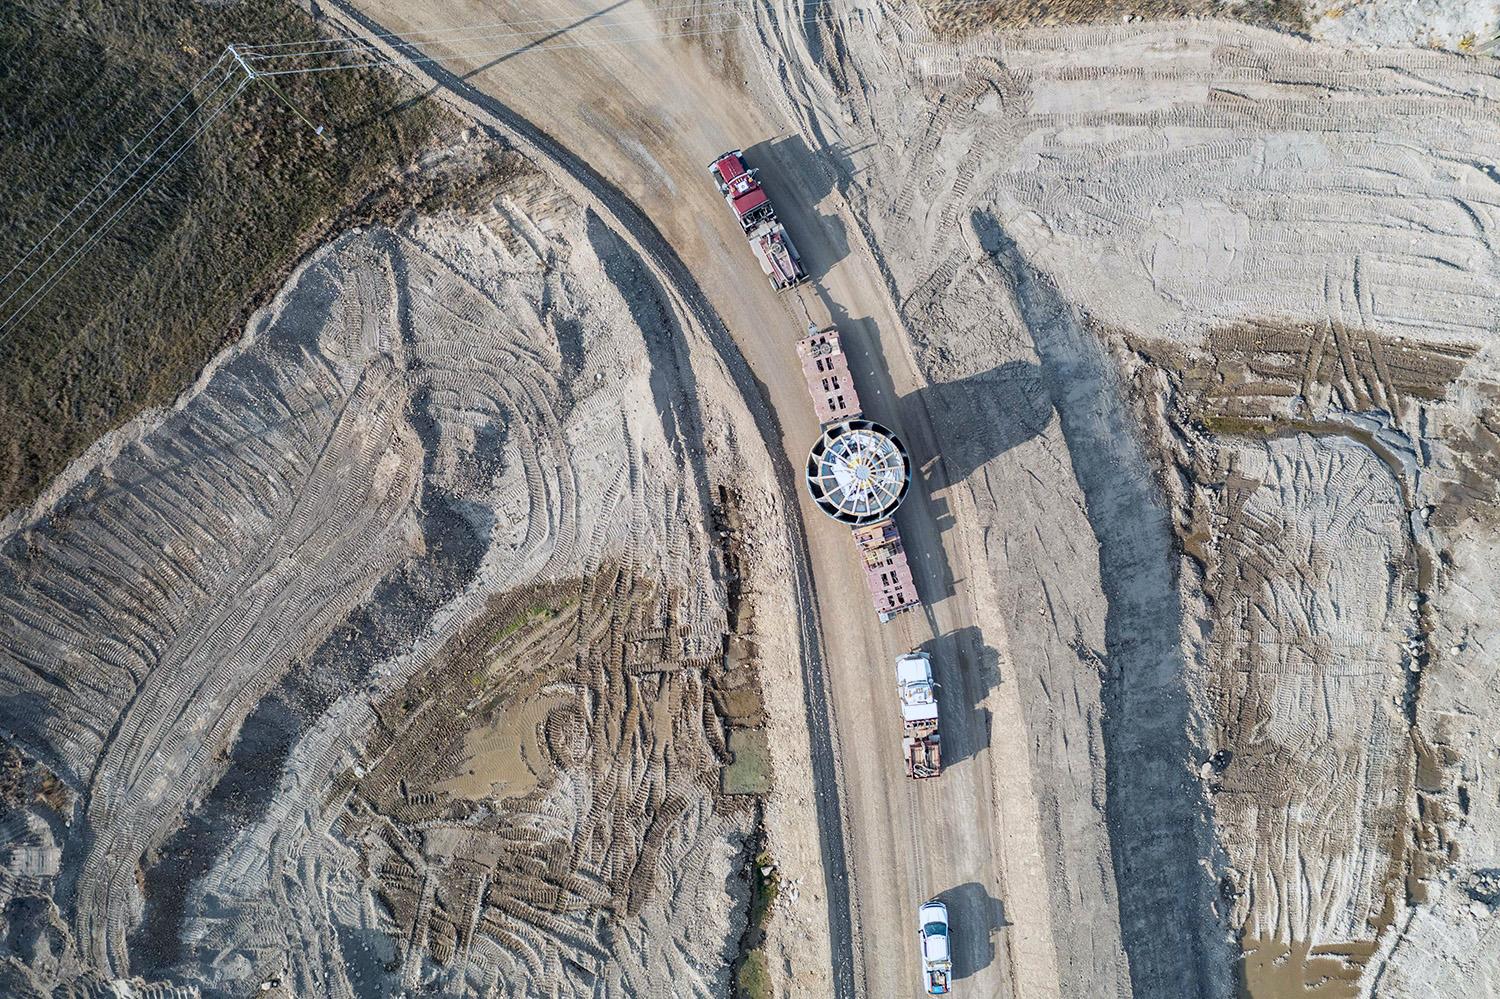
[
  {"x1": 133, "y1": 165, "x2": 755, "y2": 996},
  {"x1": 751, "y1": 8, "x2": 1500, "y2": 994},
  {"x1": 0, "y1": 117, "x2": 777, "y2": 993},
  {"x1": 319, "y1": 5, "x2": 863, "y2": 995}
]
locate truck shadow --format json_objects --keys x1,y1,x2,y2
[
  {"x1": 745, "y1": 133, "x2": 851, "y2": 282},
  {"x1": 801, "y1": 291, "x2": 964, "y2": 611},
  {"x1": 801, "y1": 281, "x2": 1050, "y2": 609},
  {"x1": 907, "y1": 360, "x2": 1053, "y2": 490},
  {"x1": 939, "y1": 880, "x2": 1008, "y2": 980},
  {"x1": 898, "y1": 359, "x2": 1050, "y2": 606},
  {"x1": 921, "y1": 625, "x2": 1000, "y2": 769}
]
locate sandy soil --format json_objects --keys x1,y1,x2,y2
[
  {"x1": 326, "y1": 1, "x2": 1084, "y2": 995},
  {"x1": 759, "y1": 6, "x2": 1500, "y2": 996},
  {"x1": 1310, "y1": 0, "x2": 1500, "y2": 52}
]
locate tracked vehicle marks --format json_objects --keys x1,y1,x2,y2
[
  {"x1": 910, "y1": 25, "x2": 1500, "y2": 348},
  {"x1": 1136, "y1": 306, "x2": 1493, "y2": 990},
  {"x1": 1181, "y1": 320, "x2": 1477, "y2": 424},
  {"x1": 0, "y1": 235, "x2": 430, "y2": 975},
  {"x1": 0, "y1": 146, "x2": 766, "y2": 995},
  {"x1": 340, "y1": 570, "x2": 747, "y2": 998},
  {"x1": 1194, "y1": 437, "x2": 1413, "y2": 954},
  {"x1": 799, "y1": 12, "x2": 1500, "y2": 995},
  {"x1": 1431, "y1": 389, "x2": 1500, "y2": 531},
  {"x1": 891, "y1": 65, "x2": 1013, "y2": 227}
]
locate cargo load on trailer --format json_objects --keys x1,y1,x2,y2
[
  {"x1": 852, "y1": 521, "x2": 920, "y2": 622},
  {"x1": 897, "y1": 652, "x2": 941, "y2": 779},
  {"x1": 796, "y1": 323, "x2": 861, "y2": 424},
  {"x1": 795, "y1": 322, "x2": 921, "y2": 623},
  {"x1": 708, "y1": 149, "x2": 807, "y2": 290}
]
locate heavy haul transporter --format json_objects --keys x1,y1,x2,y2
[
  {"x1": 897, "y1": 652, "x2": 942, "y2": 779},
  {"x1": 797, "y1": 324, "x2": 920, "y2": 622},
  {"x1": 708, "y1": 150, "x2": 807, "y2": 290}
]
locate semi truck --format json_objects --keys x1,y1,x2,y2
[
  {"x1": 795, "y1": 323, "x2": 922, "y2": 624},
  {"x1": 708, "y1": 149, "x2": 807, "y2": 290},
  {"x1": 897, "y1": 652, "x2": 941, "y2": 779}
]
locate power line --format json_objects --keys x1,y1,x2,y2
[
  {"x1": 256, "y1": 20, "x2": 781, "y2": 77},
  {"x1": 259, "y1": 74, "x2": 327, "y2": 135},
  {"x1": 0, "y1": 74, "x2": 254, "y2": 345},
  {"x1": 251, "y1": 1, "x2": 827, "y2": 77},
  {"x1": 235, "y1": 0, "x2": 750, "y2": 53},
  {"x1": 238, "y1": 4, "x2": 767, "y2": 77},
  {"x1": 0, "y1": 0, "x2": 857, "y2": 347},
  {"x1": 0, "y1": 52, "x2": 237, "y2": 295},
  {"x1": 0, "y1": 62, "x2": 247, "y2": 328}
]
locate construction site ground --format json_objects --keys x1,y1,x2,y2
[
  {"x1": 3, "y1": 1, "x2": 1500, "y2": 997},
  {"x1": 327, "y1": 3, "x2": 1500, "y2": 995},
  {"x1": 332, "y1": 1, "x2": 1062, "y2": 993}
]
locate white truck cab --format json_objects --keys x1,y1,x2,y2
[
  {"x1": 918, "y1": 898, "x2": 952, "y2": 995},
  {"x1": 898, "y1": 653, "x2": 942, "y2": 778}
]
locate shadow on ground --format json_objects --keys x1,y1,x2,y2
[
  {"x1": 971, "y1": 209, "x2": 1233, "y2": 998},
  {"x1": 745, "y1": 133, "x2": 851, "y2": 282},
  {"x1": 939, "y1": 880, "x2": 1008, "y2": 980},
  {"x1": 922, "y1": 625, "x2": 1001, "y2": 769},
  {"x1": 910, "y1": 360, "x2": 1053, "y2": 489}
]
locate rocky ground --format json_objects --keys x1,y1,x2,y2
[
  {"x1": 756, "y1": 5, "x2": 1500, "y2": 994},
  {"x1": 1309, "y1": 0, "x2": 1500, "y2": 52}
]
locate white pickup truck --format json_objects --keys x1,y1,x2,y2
[{"x1": 918, "y1": 899, "x2": 952, "y2": 995}]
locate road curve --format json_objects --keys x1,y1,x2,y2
[
  {"x1": 323, "y1": 2, "x2": 864, "y2": 995},
  {"x1": 326, "y1": 2, "x2": 1029, "y2": 995}
]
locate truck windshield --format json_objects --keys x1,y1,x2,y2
[{"x1": 923, "y1": 922, "x2": 946, "y2": 938}]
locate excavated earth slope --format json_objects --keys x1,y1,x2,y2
[
  {"x1": 0, "y1": 146, "x2": 795, "y2": 997},
  {"x1": 5, "y1": 7, "x2": 1500, "y2": 999},
  {"x1": 753, "y1": 7, "x2": 1500, "y2": 996}
]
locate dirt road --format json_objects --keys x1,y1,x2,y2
[{"x1": 332, "y1": 1, "x2": 1058, "y2": 994}]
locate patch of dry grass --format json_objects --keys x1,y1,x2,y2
[
  {"x1": 921, "y1": 0, "x2": 1309, "y2": 37},
  {"x1": 0, "y1": 1, "x2": 444, "y2": 514}
]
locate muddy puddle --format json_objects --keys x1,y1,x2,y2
[
  {"x1": 1237, "y1": 937, "x2": 1377, "y2": 999},
  {"x1": 432, "y1": 691, "x2": 563, "y2": 802}
]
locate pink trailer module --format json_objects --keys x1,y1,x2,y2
[
  {"x1": 852, "y1": 521, "x2": 920, "y2": 623},
  {"x1": 796, "y1": 325, "x2": 862, "y2": 425}
]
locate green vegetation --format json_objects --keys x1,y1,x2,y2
[
  {"x1": 490, "y1": 601, "x2": 572, "y2": 646},
  {"x1": 1199, "y1": 413, "x2": 1284, "y2": 437},
  {"x1": 722, "y1": 728, "x2": 773, "y2": 796},
  {"x1": 737, "y1": 949, "x2": 773, "y2": 999},
  {"x1": 1199, "y1": 412, "x2": 1323, "y2": 437},
  {"x1": 0, "y1": 1, "x2": 441, "y2": 514},
  {"x1": 749, "y1": 850, "x2": 780, "y2": 930},
  {"x1": 735, "y1": 849, "x2": 780, "y2": 999}
]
